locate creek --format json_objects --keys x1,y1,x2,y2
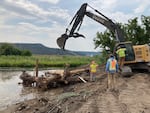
[{"x1": 0, "y1": 70, "x2": 49, "y2": 111}]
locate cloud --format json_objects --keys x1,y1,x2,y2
[
  {"x1": 0, "y1": 0, "x2": 47, "y2": 18},
  {"x1": 134, "y1": 0, "x2": 150, "y2": 14},
  {"x1": 0, "y1": 0, "x2": 70, "y2": 21},
  {"x1": 88, "y1": 0, "x2": 117, "y2": 12},
  {"x1": 39, "y1": 0, "x2": 60, "y2": 4},
  {"x1": 109, "y1": 12, "x2": 134, "y2": 23},
  {"x1": 0, "y1": 21, "x2": 65, "y2": 48},
  {"x1": 0, "y1": 0, "x2": 149, "y2": 51},
  {"x1": 47, "y1": 7, "x2": 70, "y2": 21}
]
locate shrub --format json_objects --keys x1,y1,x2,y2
[{"x1": 0, "y1": 43, "x2": 32, "y2": 56}]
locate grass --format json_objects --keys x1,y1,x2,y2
[{"x1": 0, "y1": 55, "x2": 102, "y2": 68}]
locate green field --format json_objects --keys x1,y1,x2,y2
[{"x1": 0, "y1": 55, "x2": 101, "y2": 68}]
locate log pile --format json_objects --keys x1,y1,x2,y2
[{"x1": 19, "y1": 65, "x2": 90, "y2": 90}]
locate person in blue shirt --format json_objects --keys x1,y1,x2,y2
[{"x1": 105, "y1": 54, "x2": 119, "y2": 90}]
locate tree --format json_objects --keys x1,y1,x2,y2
[
  {"x1": 94, "y1": 15, "x2": 150, "y2": 52},
  {"x1": 21, "y1": 50, "x2": 32, "y2": 56},
  {"x1": 0, "y1": 43, "x2": 32, "y2": 56},
  {"x1": 141, "y1": 15, "x2": 150, "y2": 44},
  {"x1": 94, "y1": 30, "x2": 116, "y2": 53},
  {"x1": 0, "y1": 43, "x2": 21, "y2": 55},
  {"x1": 123, "y1": 17, "x2": 145, "y2": 45}
]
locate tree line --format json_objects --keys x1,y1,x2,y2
[{"x1": 0, "y1": 43, "x2": 32, "y2": 56}]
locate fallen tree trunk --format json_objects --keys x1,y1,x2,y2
[
  {"x1": 19, "y1": 65, "x2": 90, "y2": 90},
  {"x1": 36, "y1": 74, "x2": 62, "y2": 90},
  {"x1": 20, "y1": 71, "x2": 36, "y2": 87}
]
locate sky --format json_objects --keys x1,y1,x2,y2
[{"x1": 0, "y1": 0, "x2": 150, "y2": 52}]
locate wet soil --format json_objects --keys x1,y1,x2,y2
[{"x1": 1, "y1": 69, "x2": 150, "y2": 113}]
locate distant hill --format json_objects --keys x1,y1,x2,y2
[
  {"x1": 14, "y1": 43, "x2": 75, "y2": 55},
  {"x1": 0, "y1": 43, "x2": 100, "y2": 56}
]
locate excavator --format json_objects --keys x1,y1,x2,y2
[{"x1": 57, "y1": 3, "x2": 150, "y2": 75}]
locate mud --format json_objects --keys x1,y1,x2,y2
[{"x1": 0, "y1": 70, "x2": 150, "y2": 113}]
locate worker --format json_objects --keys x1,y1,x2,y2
[
  {"x1": 116, "y1": 46, "x2": 126, "y2": 69},
  {"x1": 89, "y1": 60, "x2": 98, "y2": 82},
  {"x1": 105, "y1": 54, "x2": 119, "y2": 90}
]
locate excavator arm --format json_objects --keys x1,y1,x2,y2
[
  {"x1": 57, "y1": 3, "x2": 125, "y2": 49},
  {"x1": 57, "y1": 3, "x2": 87, "y2": 49},
  {"x1": 56, "y1": 3, "x2": 140, "y2": 75},
  {"x1": 85, "y1": 11, "x2": 125, "y2": 42}
]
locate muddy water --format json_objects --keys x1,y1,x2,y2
[
  {"x1": 0, "y1": 69, "x2": 65, "y2": 111},
  {"x1": 0, "y1": 71, "x2": 35, "y2": 110}
]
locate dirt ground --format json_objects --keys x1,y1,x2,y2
[{"x1": 1, "y1": 68, "x2": 150, "y2": 113}]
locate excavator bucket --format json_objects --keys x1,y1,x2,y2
[
  {"x1": 57, "y1": 34, "x2": 68, "y2": 49},
  {"x1": 121, "y1": 66, "x2": 133, "y2": 77}
]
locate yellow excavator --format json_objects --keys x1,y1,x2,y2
[
  {"x1": 129, "y1": 44, "x2": 150, "y2": 71},
  {"x1": 56, "y1": 3, "x2": 150, "y2": 75}
]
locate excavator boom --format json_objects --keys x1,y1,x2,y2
[
  {"x1": 56, "y1": 3, "x2": 150, "y2": 75},
  {"x1": 57, "y1": 3, "x2": 125, "y2": 49},
  {"x1": 85, "y1": 11, "x2": 125, "y2": 42}
]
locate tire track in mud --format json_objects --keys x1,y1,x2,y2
[
  {"x1": 74, "y1": 75, "x2": 129, "y2": 113},
  {"x1": 75, "y1": 73, "x2": 150, "y2": 113},
  {"x1": 97, "y1": 91, "x2": 125, "y2": 113},
  {"x1": 1, "y1": 71, "x2": 150, "y2": 113},
  {"x1": 75, "y1": 90, "x2": 130, "y2": 113},
  {"x1": 118, "y1": 73, "x2": 150, "y2": 113}
]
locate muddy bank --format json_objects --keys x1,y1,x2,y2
[{"x1": 1, "y1": 71, "x2": 150, "y2": 113}]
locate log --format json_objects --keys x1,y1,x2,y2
[
  {"x1": 78, "y1": 76, "x2": 87, "y2": 83},
  {"x1": 45, "y1": 70, "x2": 64, "y2": 77},
  {"x1": 35, "y1": 59, "x2": 39, "y2": 77},
  {"x1": 35, "y1": 74, "x2": 62, "y2": 90},
  {"x1": 44, "y1": 66, "x2": 89, "y2": 82},
  {"x1": 70, "y1": 68, "x2": 89, "y2": 75},
  {"x1": 20, "y1": 71, "x2": 36, "y2": 87},
  {"x1": 19, "y1": 65, "x2": 90, "y2": 90}
]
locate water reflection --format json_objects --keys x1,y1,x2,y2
[
  {"x1": 0, "y1": 71, "x2": 36, "y2": 111},
  {"x1": 0, "y1": 72, "x2": 14, "y2": 81},
  {"x1": 0, "y1": 70, "x2": 63, "y2": 111}
]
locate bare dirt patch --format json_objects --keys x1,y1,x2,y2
[{"x1": 1, "y1": 69, "x2": 150, "y2": 113}]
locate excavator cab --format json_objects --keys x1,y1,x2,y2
[
  {"x1": 114, "y1": 42, "x2": 135, "y2": 76},
  {"x1": 124, "y1": 42, "x2": 136, "y2": 61},
  {"x1": 115, "y1": 42, "x2": 135, "y2": 62}
]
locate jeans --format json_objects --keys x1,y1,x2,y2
[
  {"x1": 90, "y1": 72, "x2": 96, "y2": 82},
  {"x1": 107, "y1": 73, "x2": 117, "y2": 90}
]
